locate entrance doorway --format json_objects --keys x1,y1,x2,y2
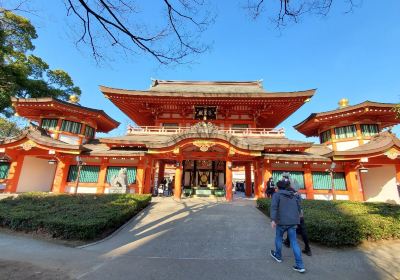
[{"x1": 182, "y1": 160, "x2": 226, "y2": 197}]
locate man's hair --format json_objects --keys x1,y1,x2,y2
[{"x1": 277, "y1": 180, "x2": 290, "y2": 190}]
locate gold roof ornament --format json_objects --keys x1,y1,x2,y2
[
  {"x1": 338, "y1": 98, "x2": 349, "y2": 109},
  {"x1": 69, "y1": 94, "x2": 80, "y2": 104}
]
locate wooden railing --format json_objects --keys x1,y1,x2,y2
[{"x1": 126, "y1": 125, "x2": 285, "y2": 137}]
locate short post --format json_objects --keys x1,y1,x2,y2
[{"x1": 326, "y1": 162, "x2": 337, "y2": 201}]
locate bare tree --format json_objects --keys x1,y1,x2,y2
[
  {"x1": 2, "y1": 0, "x2": 360, "y2": 64},
  {"x1": 246, "y1": 0, "x2": 357, "y2": 26},
  {"x1": 63, "y1": 0, "x2": 212, "y2": 64}
]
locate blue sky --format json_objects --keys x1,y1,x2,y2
[{"x1": 11, "y1": 0, "x2": 400, "y2": 141}]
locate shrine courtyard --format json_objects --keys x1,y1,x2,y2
[{"x1": 0, "y1": 196, "x2": 399, "y2": 280}]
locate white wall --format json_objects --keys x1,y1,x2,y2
[
  {"x1": 17, "y1": 156, "x2": 56, "y2": 192},
  {"x1": 361, "y1": 165, "x2": 400, "y2": 204},
  {"x1": 314, "y1": 194, "x2": 349, "y2": 201},
  {"x1": 59, "y1": 134, "x2": 80, "y2": 145},
  {"x1": 65, "y1": 186, "x2": 97, "y2": 194},
  {"x1": 336, "y1": 140, "x2": 360, "y2": 151}
]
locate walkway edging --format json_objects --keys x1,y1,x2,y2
[{"x1": 77, "y1": 203, "x2": 152, "y2": 249}]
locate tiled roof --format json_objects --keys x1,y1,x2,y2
[
  {"x1": 263, "y1": 153, "x2": 330, "y2": 162},
  {"x1": 99, "y1": 132, "x2": 313, "y2": 151},
  {"x1": 294, "y1": 101, "x2": 398, "y2": 137},
  {"x1": 324, "y1": 131, "x2": 400, "y2": 158},
  {"x1": 82, "y1": 140, "x2": 146, "y2": 156},
  {"x1": 11, "y1": 97, "x2": 119, "y2": 133},
  {"x1": 0, "y1": 126, "x2": 83, "y2": 151},
  {"x1": 149, "y1": 80, "x2": 266, "y2": 93},
  {"x1": 100, "y1": 85, "x2": 315, "y2": 98}
]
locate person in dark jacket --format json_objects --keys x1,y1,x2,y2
[
  {"x1": 270, "y1": 180, "x2": 305, "y2": 273},
  {"x1": 283, "y1": 185, "x2": 312, "y2": 256},
  {"x1": 265, "y1": 177, "x2": 275, "y2": 198},
  {"x1": 280, "y1": 172, "x2": 312, "y2": 256}
]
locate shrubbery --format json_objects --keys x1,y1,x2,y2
[
  {"x1": 257, "y1": 198, "x2": 400, "y2": 246},
  {"x1": 0, "y1": 193, "x2": 151, "y2": 240}
]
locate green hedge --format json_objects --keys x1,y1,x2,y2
[
  {"x1": 257, "y1": 198, "x2": 400, "y2": 246},
  {"x1": 0, "y1": 193, "x2": 151, "y2": 240}
]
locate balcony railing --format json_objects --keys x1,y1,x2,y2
[{"x1": 126, "y1": 125, "x2": 285, "y2": 138}]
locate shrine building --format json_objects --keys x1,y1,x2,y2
[{"x1": 0, "y1": 80, "x2": 399, "y2": 204}]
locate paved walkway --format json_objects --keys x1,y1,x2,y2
[{"x1": 0, "y1": 196, "x2": 399, "y2": 279}]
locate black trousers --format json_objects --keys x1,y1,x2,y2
[{"x1": 285, "y1": 218, "x2": 310, "y2": 250}]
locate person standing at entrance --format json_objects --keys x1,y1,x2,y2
[
  {"x1": 270, "y1": 180, "x2": 305, "y2": 273},
  {"x1": 265, "y1": 177, "x2": 275, "y2": 198}
]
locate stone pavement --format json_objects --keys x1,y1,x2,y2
[{"x1": 0, "y1": 196, "x2": 399, "y2": 280}]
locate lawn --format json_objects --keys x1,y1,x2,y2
[
  {"x1": 0, "y1": 193, "x2": 151, "y2": 240},
  {"x1": 257, "y1": 198, "x2": 400, "y2": 246}
]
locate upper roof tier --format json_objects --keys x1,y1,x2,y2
[
  {"x1": 149, "y1": 80, "x2": 267, "y2": 93},
  {"x1": 100, "y1": 80, "x2": 316, "y2": 128},
  {"x1": 294, "y1": 101, "x2": 398, "y2": 137},
  {"x1": 12, "y1": 97, "x2": 119, "y2": 133}
]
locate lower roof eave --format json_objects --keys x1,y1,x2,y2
[
  {"x1": 263, "y1": 154, "x2": 331, "y2": 162},
  {"x1": 82, "y1": 152, "x2": 147, "y2": 157}
]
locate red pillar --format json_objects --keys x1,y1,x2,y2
[
  {"x1": 303, "y1": 164, "x2": 314, "y2": 199},
  {"x1": 136, "y1": 166, "x2": 145, "y2": 194},
  {"x1": 143, "y1": 165, "x2": 152, "y2": 194},
  {"x1": 5, "y1": 154, "x2": 24, "y2": 193},
  {"x1": 261, "y1": 161, "x2": 272, "y2": 198},
  {"x1": 225, "y1": 160, "x2": 233, "y2": 201},
  {"x1": 52, "y1": 157, "x2": 71, "y2": 193},
  {"x1": 96, "y1": 158, "x2": 108, "y2": 194},
  {"x1": 396, "y1": 164, "x2": 400, "y2": 185},
  {"x1": 174, "y1": 161, "x2": 183, "y2": 199},
  {"x1": 245, "y1": 163, "x2": 252, "y2": 197},
  {"x1": 345, "y1": 163, "x2": 364, "y2": 201},
  {"x1": 253, "y1": 161, "x2": 259, "y2": 199}
]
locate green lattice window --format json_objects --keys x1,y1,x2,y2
[
  {"x1": 312, "y1": 172, "x2": 347, "y2": 190},
  {"x1": 334, "y1": 125, "x2": 356, "y2": 139},
  {"x1": 84, "y1": 125, "x2": 95, "y2": 138},
  {"x1": 67, "y1": 165, "x2": 100, "y2": 183},
  {"x1": 0, "y1": 163, "x2": 10, "y2": 179},
  {"x1": 61, "y1": 120, "x2": 82, "y2": 134},
  {"x1": 272, "y1": 171, "x2": 305, "y2": 190},
  {"x1": 361, "y1": 124, "x2": 379, "y2": 137},
  {"x1": 320, "y1": 130, "x2": 331, "y2": 143},
  {"x1": 41, "y1": 118, "x2": 58, "y2": 130},
  {"x1": 106, "y1": 167, "x2": 137, "y2": 184}
]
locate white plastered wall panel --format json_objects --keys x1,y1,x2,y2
[
  {"x1": 17, "y1": 156, "x2": 56, "y2": 192},
  {"x1": 335, "y1": 140, "x2": 360, "y2": 151},
  {"x1": 64, "y1": 186, "x2": 97, "y2": 194},
  {"x1": 361, "y1": 165, "x2": 399, "y2": 204}
]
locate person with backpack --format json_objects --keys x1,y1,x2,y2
[
  {"x1": 270, "y1": 179, "x2": 306, "y2": 273},
  {"x1": 281, "y1": 173, "x2": 312, "y2": 256}
]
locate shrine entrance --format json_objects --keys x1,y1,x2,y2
[
  {"x1": 153, "y1": 139, "x2": 262, "y2": 201},
  {"x1": 182, "y1": 160, "x2": 226, "y2": 197}
]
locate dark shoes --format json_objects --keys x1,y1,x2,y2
[
  {"x1": 271, "y1": 250, "x2": 306, "y2": 273},
  {"x1": 302, "y1": 249, "x2": 312, "y2": 256},
  {"x1": 292, "y1": 266, "x2": 306, "y2": 273},
  {"x1": 270, "y1": 250, "x2": 282, "y2": 263}
]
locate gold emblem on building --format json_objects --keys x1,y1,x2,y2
[
  {"x1": 193, "y1": 140, "x2": 215, "y2": 152},
  {"x1": 21, "y1": 140, "x2": 36, "y2": 151},
  {"x1": 385, "y1": 148, "x2": 399, "y2": 160}
]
